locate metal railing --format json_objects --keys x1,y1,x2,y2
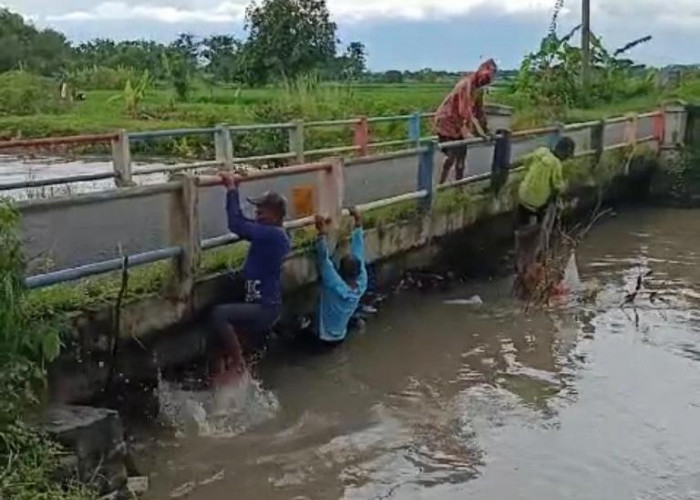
[
  {"x1": 0, "y1": 106, "x2": 512, "y2": 193},
  {"x1": 16, "y1": 104, "x2": 684, "y2": 296}
]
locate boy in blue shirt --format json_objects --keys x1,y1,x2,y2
[
  {"x1": 314, "y1": 207, "x2": 368, "y2": 344},
  {"x1": 209, "y1": 173, "x2": 291, "y2": 383}
]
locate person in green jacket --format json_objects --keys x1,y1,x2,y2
[{"x1": 515, "y1": 137, "x2": 575, "y2": 227}]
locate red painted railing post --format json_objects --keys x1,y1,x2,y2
[
  {"x1": 316, "y1": 157, "x2": 345, "y2": 249},
  {"x1": 653, "y1": 108, "x2": 666, "y2": 146},
  {"x1": 353, "y1": 117, "x2": 369, "y2": 156}
]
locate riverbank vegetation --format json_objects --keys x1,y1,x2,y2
[{"x1": 0, "y1": 201, "x2": 92, "y2": 500}]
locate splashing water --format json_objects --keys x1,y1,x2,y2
[{"x1": 157, "y1": 371, "x2": 280, "y2": 438}]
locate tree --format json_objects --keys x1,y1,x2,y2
[
  {"x1": 75, "y1": 39, "x2": 171, "y2": 79},
  {"x1": 382, "y1": 70, "x2": 404, "y2": 84},
  {"x1": 244, "y1": 0, "x2": 338, "y2": 84},
  {"x1": 343, "y1": 42, "x2": 367, "y2": 79},
  {"x1": 0, "y1": 9, "x2": 71, "y2": 76},
  {"x1": 201, "y1": 35, "x2": 244, "y2": 82},
  {"x1": 172, "y1": 33, "x2": 200, "y2": 69}
]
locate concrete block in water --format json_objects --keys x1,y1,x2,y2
[{"x1": 41, "y1": 405, "x2": 128, "y2": 498}]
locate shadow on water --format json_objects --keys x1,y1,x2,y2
[{"x1": 133, "y1": 207, "x2": 700, "y2": 500}]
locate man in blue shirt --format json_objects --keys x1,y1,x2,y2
[
  {"x1": 209, "y1": 173, "x2": 291, "y2": 383},
  {"x1": 314, "y1": 207, "x2": 368, "y2": 344}
]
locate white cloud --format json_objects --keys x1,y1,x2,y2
[
  {"x1": 328, "y1": 0, "x2": 555, "y2": 22},
  {"x1": 21, "y1": 0, "x2": 700, "y2": 28},
  {"x1": 47, "y1": 1, "x2": 247, "y2": 24},
  {"x1": 44, "y1": 0, "x2": 557, "y2": 24}
]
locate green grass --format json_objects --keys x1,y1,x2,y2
[
  {"x1": 0, "y1": 83, "x2": 452, "y2": 139},
  {"x1": 2, "y1": 80, "x2": 696, "y2": 144}
]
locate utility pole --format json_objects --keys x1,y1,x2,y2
[{"x1": 581, "y1": 0, "x2": 591, "y2": 89}]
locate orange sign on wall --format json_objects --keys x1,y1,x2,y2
[{"x1": 292, "y1": 185, "x2": 315, "y2": 218}]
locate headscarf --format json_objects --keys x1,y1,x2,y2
[{"x1": 473, "y1": 58, "x2": 497, "y2": 88}]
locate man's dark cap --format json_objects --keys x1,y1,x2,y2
[{"x1": 247, "y1": 191, "x2": 287, "y2": 217}]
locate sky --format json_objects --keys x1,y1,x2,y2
[{"x1": 2, "y1": 0, "x2": 700, "y2": 71}]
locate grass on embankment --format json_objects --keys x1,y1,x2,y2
[
  {"x1": 0, "y1": 84, "x2": 454, "y2": 139},
  {"x1": 1, "y1": 81, "x2": 697, "y2": 144}
]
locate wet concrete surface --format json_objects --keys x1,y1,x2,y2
[{"x1": 132, "y1": 207, "x2": 700, "y2": 500}]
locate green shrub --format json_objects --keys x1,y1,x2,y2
[
  {"x1": 66, "y1": 65, "x2": 137, "y2": 91},
  {"x1": 0, "y1": 201, "x2": 91, "y2": 500},
  {"x1": 0, "y1": 71, "x2": 68, "y2": 117}
]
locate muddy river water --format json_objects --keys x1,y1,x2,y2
[{"x1": 136, "y1": 207, "x2": 700, "y2": 500}]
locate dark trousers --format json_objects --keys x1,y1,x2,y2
[
  {"x1": 209, "y1": 302, "x2": 280, "y2": 355},
  {"x1": 516, "y1": 204, "x2": 546, "y2": 228}
]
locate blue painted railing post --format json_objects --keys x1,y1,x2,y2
[
  {"x1": 215, "y1": 124, "x2": 234, "y2": 170},
  {"x1": 417, "y1": 141, "x2": 435, "y2": 212},
  {"x1": 409, "y1": 112, "x2": 421, "y2": 148}
]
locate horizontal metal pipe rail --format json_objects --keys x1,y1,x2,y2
[
  {"x1": 25, "y1": 246, "x2": 182, "y2": 289},
  {"x1": 305, "y1": 118, "x2": 360, "y2": 128},
  {"x1": 345, "y1": 147, "x2": 427, "y2": 167},
  {"x1": 131, "y1": 161, "x2": 221, "y2": 177},
  {"x1": 0, "y1": 133, "x2": 118, "y2": 150},
  {"x1": 200, "y1": 215, "x2": 316, "y2": 251},
  {"x1": 233, "y1": 152, "x2": 297, "y2": 164},
  {"x1": 197, "y1": 160, "x2": 332, "y2": 187},
  {"x1": 355, "y1": 190, "x2": 428, "y2": 212},
  {"x1": 128, "y1": 128, "x2": 216, "y2": 141},
  {"x1": 305, "y1": 145, "x2": 361, "y2": 156},
  {"x1": 229, "y1": 122, "x2": 295, "y2": 132},
  {"x1": 0, "y1": 171, "x2": 116, "y2": 191},
  {"x1": 367, "y1": 115, "x2": 413, "y2": 124}
]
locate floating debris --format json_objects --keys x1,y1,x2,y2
[
  {"x1": 444, "y1": 296, "x2": 484, "y2": 306},
  {"x1": 199, "y1": 469, "x2": 225, "y2": 486},
  {"x1": 127, "y1": 476, "x2": 149, "y2": 495},
  {"x1": 170, "y1": 481, "x2": 196, "y2": 499}
]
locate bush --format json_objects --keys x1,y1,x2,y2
[
  {"x1": 0, "y1": 71, "x2": 69, "y2": 116},
  {"x1": 67, "y1": 65, "x2": 137, "y2": 91},
  {"x1": 0, "y1": 201, "x2": 91, "y2": 500}
]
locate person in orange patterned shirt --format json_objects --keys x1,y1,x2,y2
[{"x1": 435, "y1": 59, "x2": 497, "y2": 184}]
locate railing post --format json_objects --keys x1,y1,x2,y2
[
  {"x1": 653, "y1": 108, "x2": 666, "y2": 147},
  {"x1": 547, "y1": 122, "x2": 564, "y2": 150},
  {"x1": 624, "y1": 113, "x2": 639, "y2": 147},
  {"x1": 168, "y1": 174, "x2": 200, "y2": 312},
  {"x1": 354, "y1": 117, "x2": 369, "y2": 157},
  {"x1": 288, "y1": 120, "x2": 305, "y2": 164},
  {"x1": 214, "y1": 124, "x2": 234, "y2": 170},
  {"x1": 111, "y1": 129, "x2": 132, "y2": 187},
  {"x1": 317, "y1": 157, "x2": 345, "y2": 248},
  {"x1": 662, "y1": 102, "x2": 688, "y2": 149},
  {"x1": 417, "y1": 141, "x2": 435, "y2": 212},
  {"x1": 590, "y1": 119, "x2": 605, "y2": 166},
  {"x1": 409, "y1": 112, "x2": 421, "y2": 148}
]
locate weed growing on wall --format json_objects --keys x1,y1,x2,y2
[{"x1": 0, "y1": 201, "x2": 93, "y2": 500}]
